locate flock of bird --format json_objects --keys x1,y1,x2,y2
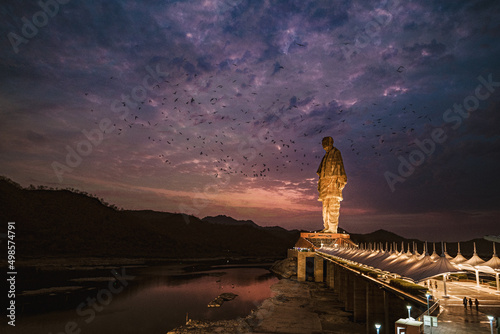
[{"x1": 85, "y1": 59, "x2": 435, "y2": 180}]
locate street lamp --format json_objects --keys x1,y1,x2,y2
[
  {"x1": 407, "y1": 305, "x2": 412, "y2": 319},
  {"x1": 425, "y1": 293, "x2": 431, "y2": 315},
  {"x1": 487, "y1": 315, "x2": 494, "y2": 334},
  {"x1": 375, "y1": 323, "x2": 381, "y2": 334},
  {"x1": 426, "y1": 293, "x2": 433, "y2": 334}
]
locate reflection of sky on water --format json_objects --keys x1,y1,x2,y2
[{"x1": 4, "y1": 267, "x2": 277, "y2": 334}]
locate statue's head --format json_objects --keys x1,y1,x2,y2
[{"x1": 322, "y1": 136, "x2": 334, "y2": 151}]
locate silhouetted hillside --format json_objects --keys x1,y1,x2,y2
[
  {"x1": 2, "y1": 176, "x2": 495, "y2": 261},
  {"x1": 202, "y1": 215, "x2": 298, "y2": 241},
  {"x1": 0, "y1": 177, "x2": 299, "y2": 259},
  {"x1": 350, "y1": 229, "x2": 416, "y2": 244},
  {"x1": 202, "y1": 215, "x2": 259, "y2": 228}
]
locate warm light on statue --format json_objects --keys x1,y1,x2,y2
[{"x1": 317, "y1": 136, "x2": 347, "y2": 233}]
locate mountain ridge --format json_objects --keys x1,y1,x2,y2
[
  {"x1": 0, "y1": 177, "x2": 298, "y2": 259},
  {"x1": 0, "y1": 176, "x2": 495, "y2": 259}
]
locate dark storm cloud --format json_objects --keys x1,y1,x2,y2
[
  {"x1": 0, "y1": 0, "x2": 499, "y2": 240},
  {"x1": 403, "y1": 39, "x2": 447, "y2": 58}
]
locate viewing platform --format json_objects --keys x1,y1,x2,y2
[{"x1": 294, "y1": 232, "x2": 356, "y2": 250}]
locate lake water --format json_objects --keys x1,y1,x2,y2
[{"x1": 4, "y1": 265, "x2": 278, "y2": 334}]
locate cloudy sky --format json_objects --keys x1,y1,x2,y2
[{"x1": 1, "y1": 0, "x2": 499, "y2": 241}]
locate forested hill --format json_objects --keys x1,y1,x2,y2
[{"x1": 0, "y1": 177, "x2": 299, "y2": 259}]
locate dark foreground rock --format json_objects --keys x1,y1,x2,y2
[
  {"x1": 167, "y1": 319, "x2": 245, "y2": 333},
  {"x1": 207, "y1": 292, "x2": 238, "y2": 307},
  {"x1": 168, "y1": 279, "x2": 366, "y2": 333},
  {"x1": 269, "y1": 257, "x2": 297, "y2": 278}
]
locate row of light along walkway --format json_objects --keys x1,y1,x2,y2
[{"x1": 318, "y1": 241, "x2": 500, "y2": 333}]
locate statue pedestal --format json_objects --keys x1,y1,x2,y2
[
  {"x1": 300, "y1": 232, "x2": 350, "y2": 240},
  {"x1": 289, "y1": 231, "x2": 356, "y2": 282},
  {"x1": 294, "y1": 232, "x2": 355, "y2": 250}
]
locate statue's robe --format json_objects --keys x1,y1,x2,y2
[
  {"x1": 317, "y1": 147, "x2": 347, "y2": 233},
  {"x1": 317, "y1": 147, "x2": 347, "y2": 200}
]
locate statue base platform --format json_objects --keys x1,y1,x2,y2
[
  {"x1": 300, "y1": 232, "x2": 351, "y2": 239},
  {"x1": 294, "y1": 231, "x2": 355, "y2": 249}
]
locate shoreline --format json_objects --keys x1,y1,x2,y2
[
  {"x1": 4, "y1": 255, "x2": 280, "y2": 268},
  {"x1": 168, "y1": 278, "x2": 367, "y2": 334},
  {"x1": 9, "y1": 257, "x2": 280, "y2": 317}
]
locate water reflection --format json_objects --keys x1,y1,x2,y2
[{"x1": 5, "y1": 266, "x2": 278, "y2": 334}]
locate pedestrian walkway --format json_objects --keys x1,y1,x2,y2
[
  {"x1": 421, "y1": 280, "x2": 499, "y2": 333},
  {"x1": 424, "y1": 305, "x2": 492, "y2": 333}
]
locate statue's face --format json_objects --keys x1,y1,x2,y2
[{"x1": 322, "y1": 137, "x2": 333, "y2": 152}]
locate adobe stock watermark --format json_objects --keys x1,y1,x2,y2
[
  {"x1": 48, "y1": 267, "x2": 135, "y2": 334},
  {"x1": 341, "y1": 0, "x2": 400, "y2": 62},
  {"x1": 7, "y1": 0, "x2": 72, "y2": 54},
  {"x1": 51, "y1": 63, "x2": 168, "y2": 183},
  {"x1": 385, "y1": 73, "x2": 499, "y2": 192}
]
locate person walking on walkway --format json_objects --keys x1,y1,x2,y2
[
  {"x1": 463, "y1": 297, "x2": 468, "y2": 309},
  {"x1": 475, "y1": 298, "x2": 479, "y2": 311},
  {"x1": 469, "y1": 298, "x2": 473, "y2": 309}
]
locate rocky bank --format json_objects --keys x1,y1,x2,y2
[
  {"x1": 269, "y1": 257, "x2": 297, "y2": 278},
  {"x1": 167, "y1": 278, "x2": 366, "y2": 334}
]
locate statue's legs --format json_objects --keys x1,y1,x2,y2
[{"x1": 322, "y1": 198, "x2": 341, "y2": 233}]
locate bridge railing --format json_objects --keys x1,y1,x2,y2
[
  {"x1": 416, "y1": 298, "x2": 441, "y2": 322},
  {"x1": 317, "y1": 251, "x2": 428, "y2": 307}
]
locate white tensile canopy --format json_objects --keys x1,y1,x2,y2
[
  {"x1": 462, "y1": 242, "x2": 485, "y2": 266},
  {"x1": 443, "y1": 242, "x2": 453, "y2": 260},
  {"x1": 430, "y1": 243, "x2": 440, "y2": 261},
  {"x1": 476, "y1": 243, "x2": 500, "y2": 291},
  {"x1": 451, "y1": 242, "x2": 468, "y2": 264},
  {"x1": 411, "y1": 253, "x2": 460, "y2": 282},
  {"x1": 318, "y1": 240, "x2": 500, "y2": 291},
  {"x1": 483, "y1": 242, "x2": 500, "y2": 268}
]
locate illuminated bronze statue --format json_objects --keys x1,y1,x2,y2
[{"x1": 317, "y1": 136, "x2": 347, "y2": 233}]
